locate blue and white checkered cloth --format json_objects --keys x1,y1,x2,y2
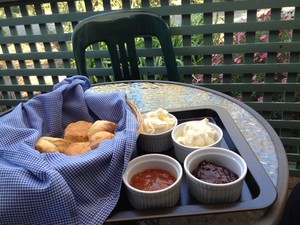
[{"x1": 0, "y1": 76, "x2": 138, "y2": 225}]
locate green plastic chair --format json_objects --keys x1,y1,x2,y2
[{"x1": 71, "y1": 11, "x2": 179, "y2": 81}]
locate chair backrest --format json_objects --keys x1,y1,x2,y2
[{"x1": 72, "y1": 11, "x2": 179, "y2": 81}]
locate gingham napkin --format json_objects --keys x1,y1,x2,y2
[{"x1": 0, "y1": 76, "x2": 138, "y2": 225}]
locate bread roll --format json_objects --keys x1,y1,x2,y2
[
  {"x1": 64, "y1": 121, "x2": 93, "y2": 143},
  {"x1": 35, "y1": 137, "x2": 62, "y2": 153},
  {"x1": 89, "y1": 131, "x2": 114, "y2": 150},
  {"x1": 88, "y1": 120, "x2": 116, "y2": 139},
  {"x1": 37, "y1": 136, "x2": 69, "y2": 153},
  {"x1": 36, "y1": 119, "x2": 116, "y2": 155},
  {"x1": 63, "y1": 142, "x2": 91, "y2": 156}
]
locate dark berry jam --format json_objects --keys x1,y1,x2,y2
[{"x1": 192, "y1": 160, "x2": 238, "y2": 184}]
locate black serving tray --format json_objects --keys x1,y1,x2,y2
[{"x1": 105, "y1": 106, "x2": 277, "y2": 223}]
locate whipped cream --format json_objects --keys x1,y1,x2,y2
[
  {"x1": 176, "y1": 118, "x2": 216, "y2": 147},
  {"x1": 142, "y1": 108, "x2": 176, "y2": 134}
]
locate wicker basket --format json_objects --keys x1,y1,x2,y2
[{"x1": 126, "y1": 100, "x2": 143, "y2": 135}]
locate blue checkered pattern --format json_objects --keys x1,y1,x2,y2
[{"x1": 0, "y1": 76, "x2": 138, "y2": 225}]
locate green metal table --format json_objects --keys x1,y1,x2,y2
[{"x1": 88, "y1": 80, "x2": 288, "y2": 225}]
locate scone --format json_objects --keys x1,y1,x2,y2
[
  {"x1": 35, "y1": 137, "x2": 69, "y2": 153},
  {"x1": 63, "y1": 142, "x2": 91, "y2": 156},
  {"x1": 64, "y1": 121, "x2": 93, "y2": 143},
  {"x1": 88, "y1": 120, "x2": 116, "y2": 139},
  {"x1": 89, "y1": 131, "x2": 115, "y2": 150}
]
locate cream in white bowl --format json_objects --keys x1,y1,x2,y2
[
  {"x1": 184, "y1": 147, "x2": 247, "y2": 204},
  {"x1": 137, "y1": 108, "x2": 177, "y2": 152},
  {"x1": 171, "y1": 119, "x2": 223, "y2": 163},
  {"x1": 122, "y1": 154, "x2": 182, "y2": 210}
]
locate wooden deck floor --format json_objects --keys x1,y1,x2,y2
[{"x1": 287, "y1": 176, "x2": 300, "y2": 197}]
